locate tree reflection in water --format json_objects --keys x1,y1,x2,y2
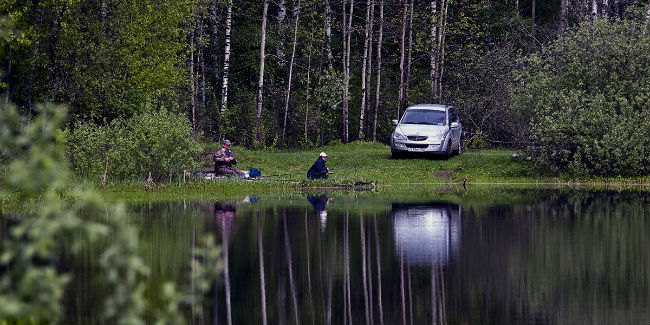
[{"x1": 59, "y1": 190, "x2": 650, "y2": 324}]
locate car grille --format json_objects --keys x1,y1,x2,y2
[
  {"x1": 407, "y1": 135, "x2": 428, "y2": 141},
  {"x1": 405, "y1": 143, "x2": 429, "y2": 149}
]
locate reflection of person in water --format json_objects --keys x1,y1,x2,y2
[
  {"x1": 214, "y1": 201, "x2": 239, "y2": 235},
  {"x1": 307, "y1": 194, "x2": 330, "y2": 230}
]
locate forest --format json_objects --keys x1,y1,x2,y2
[{"x1": 2, "y1": 0, "x2": 650, "y2": 177}]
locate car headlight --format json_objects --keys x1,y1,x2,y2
[
  {"x1": 431, "y1": 132, "x2": 448, "y2": 143},
  {"x1": 393, "y1": 131, "x2": 406, "y2": 141}
]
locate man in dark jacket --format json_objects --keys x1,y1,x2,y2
[
  {"x1": 213, "y1": 139, "x2": 245, "y2": 177},
  {"x1": 307, "y1": 152, "x2": 330, "y2": 179}
]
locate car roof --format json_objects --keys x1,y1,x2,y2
[{"x1": 405, "y1": 104, "x2": 450, "y2": 111}]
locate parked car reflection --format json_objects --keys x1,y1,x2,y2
[{"x1": 392, "y1": 202, "x2": 461, "y2": 266}]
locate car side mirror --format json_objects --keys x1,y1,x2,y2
[
  {"x1": 450, "y1": 122, "x2": 459, "y2": 128},
  {"x1": 391, "y1": 119, "x2": 398, "y2": 126}
]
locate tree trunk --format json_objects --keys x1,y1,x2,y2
[
  {"x1": 342, "y1": 0, "x2": 354, "y2": 144},
  {"x1": 220, "y1": 0, "x2": 233, "y2": 114},
  {"x1": 437, "y1": 0, "x2": 449, "y2": 99},
  {"x1": 592, "y1": 0, "x2": 598, "y2": 17},
  {"x1": 189, "y1": 14, "x2": 196, "y2": 130},
  {"x1": 316, "y1": 44, "x2": 324, "y2": 145},
  {"x1": 397, "y1": 0, "x2": 407, "y2": 119},
  {"x1": 560, "y1": 0, "x2": 568, "y2": 31},
  {"x1": 210, "y1": 2, "x2": 219, "y2": 102},
  {"x1": 257, "y1": 212, "x2": 268, "y2": 325},
  {"x1": 430, "y1": 0, "x2": 438, "y2": 100},
  {"x1": 325, "y1": 0, "x2": 334, "y2": 70},
  {"x1": 532, "y1": 0, "x2": 536, "y2": 22},
  {"x1": 304, "y1": 29, "x2": 314, "y2": 143},
  {"x1": 281, "y1": 0, "x2": 302, "y2": 147},
  {"x1": 359, "y1": 0, "x2": 373, "y2": 140},
  {"x1": 277, "y1": 0, "x2": 287, "y2": 65},
  {"x1": 256, "y1": 0, "x2": 270, "y2": 144},
  {"x1": 372, "y1": 0, "x2": 384, "y2": 141},
  {"x1": 645, "y1": 4, "x2": 650, "y2": 33},
  {"x1": 404, "y1": 0, "x2": 414, "y2": 107},
  {"x1": 365, "y1": 1, "x2": 375, "y2": 141},
  {"x1": 199, "y1": 20, "x2": 206, "y2": 117}
]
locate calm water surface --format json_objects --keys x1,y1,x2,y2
[{"x1": 68, "y1": 187, "x2": 650, "y2": 324}]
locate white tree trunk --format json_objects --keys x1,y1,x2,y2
[
  {"x1": 281, "y1": 0, "x2": 302, "y2": 147},
  {"x1": 189, "y1": 14, "x2": 196, "y2": 129},
  {"x1": 304, "y1": 29, "x2": 314, "y2": 143},
  {"x1": 342, "y1": 0, "x2": 354, "y2": 143},
  {"x1": 325, "y1": 0, "x2": 334, "y2": 70},
  {"x1": 592, "y1": 0, "x2": 598, "y2": 17},
  {"x1": 404, "y1": 0, "x2": 414, "y2": 107},
  {"x1": 220, "y1": 0, "x2": 233, "y2": 114},
  {"x1": 373, "y1": 0, "x2": 383, "y2": 141},
  {"x1": 364, "y1": 1, "x2": 375, "y2": 141},
  {"x1": 397, "y1": 1, "x2": 408, "y2": 119},
  {"x1": 437, "y1": 0, "x2": 449, "y2": 98},
  {"x1": 277, "y1": 0, "x2": 287, "y2": 65},
  {"x1": 430, "y1": 0, "x2": 438, "y2": 100},
  {"x1": 359, "y1": 0, "x2": 372, "y2": 140},
  {"x1": 256, "y1": 0, "x2": 270, "y2": 143}
]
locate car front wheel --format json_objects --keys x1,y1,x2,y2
[{"x1": 443, "y1": 142, "x2": 452, "y2": 160}]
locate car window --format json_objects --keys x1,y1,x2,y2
[
  {"x1": 449, "y1": 108, "x2": 457, "y2": 123},
  {"x1": 400, "y1": 109, "x2": 446, "y2": 125}
]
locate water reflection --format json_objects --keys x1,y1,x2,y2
[
  {"x1": 392, "y1": 203, "x2": 460, "y2": 266},
  {"x1": 46, "y1": 189, "x2": 650, "y2": 325},
  {"x1": 307, "y1": 194, "x2": 331, "y2": 230}
]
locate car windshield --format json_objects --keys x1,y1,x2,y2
[{"x1": 400, "y1": 109, "x2": 446, "y2": 125}]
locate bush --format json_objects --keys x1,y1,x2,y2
[
  {"x1": 511, "y1": 18, "x2": 650, "y2": 176},
  {"x1": 65, "y1": 110, "x2": 202, "y2": 182}
]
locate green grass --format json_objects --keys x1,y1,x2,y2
[
  {"x1": 97, "y1": 141, "x2": 650, "y2": 202},
  {"x1": 213, "y1": 141, "x2": 541, "y2": 184}
]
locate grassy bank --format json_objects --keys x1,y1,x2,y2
[{"x1": 99, "y1": 141, "x2": 650, "y2": 202}]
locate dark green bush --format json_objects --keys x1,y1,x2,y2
[
  {"x1": 511, "y1": 18, "x2": 650, "y2": 176},
  {"x1": 65, "y1": 110, "x2": 202, "y2": 182}
]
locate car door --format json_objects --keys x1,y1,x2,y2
[{"x1": 448, "y1": 107, "x2": 460, "y2": 148}]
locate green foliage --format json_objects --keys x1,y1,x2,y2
[
  {"x1": 511, "y1": 18, "x2": 650, "y2": 176},
  {"x1": 65, "y1": 109, "x2": 202, "y2": 182},
  {"x1": 1, "y1": 0, "x2": 190, "y2": 121},
  {"x1": 1, "y1": 103, "x2": 223, "y2": 324}
]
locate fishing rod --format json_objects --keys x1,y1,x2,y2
[{"x1": 328, "y1": 167, "x2": 406, "y2": 171}]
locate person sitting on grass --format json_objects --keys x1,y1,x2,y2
[
  {"x1": 213, "y1": 139, "x2": 245, "y2": 177},
  {"x1": 307, "y1": 152, "x2": 330, "y2": 179}
]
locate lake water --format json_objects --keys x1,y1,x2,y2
[{"x1": 64, "y1": 187, "x2": 650, "y2": 324}]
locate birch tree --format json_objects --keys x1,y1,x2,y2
[
  {"x1": 429, "y1": 0, "x2": 438, "y2": 100},
  {"x1": 342, "y1": 0, "x2": 354, "y2": 143},
  {"x1": 325, "y1": 0, "x2": 334, "y2": 70},
  {"x1": 560, "y1": 0, "x2": 568, "y2": 31},
  {"x1": 397, "y1": 0, "x2": 408, "y2": 118},
  {"x1": 220, "y1": 0, "x2": 232, "y2": 114},
  {"x1": 373, "y1": 0, "x2": 384, "y2": 141},
  {"x1": 359, "y1": 0, "x2": 373, "y2": 140},
  {"x1": 256, "y1": 0, "x2": 270, "y2": 143},
  {"x1": 189, "y1": 13, "x2": 196, "y2": 130},
  {"x1": 281, "y1": 0, "x2": 302, "y2": 147},
  {"x1": 404, "y1": 0, "x2": 414, "y2": 106}
]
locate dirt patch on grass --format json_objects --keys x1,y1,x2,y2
[{"x1": 432, "y1": 169, "x2": 454, "y2": 179}]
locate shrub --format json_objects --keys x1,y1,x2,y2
[
  {"x1": 511, "y1": 18, "x2": 650, "y2": 176},
  {"x1": 66, "y1": 110, "x2": 202, "y2": 182}
]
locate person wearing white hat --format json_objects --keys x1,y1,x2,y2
[
  {"x1": 307, "y1": 152, "x2": 330, "y2": 179},
  {"x1": 213, "y1": 139, "x2": 245, "y2": 177}
]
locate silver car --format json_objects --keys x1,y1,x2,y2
[{"x1": 390, "y1": 104, "x2": 462, "y2": 159}]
